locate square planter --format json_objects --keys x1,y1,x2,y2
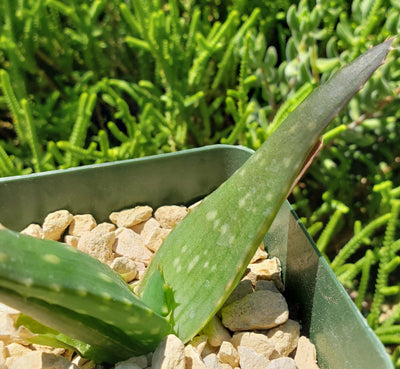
[{"x1": 0, "y1": 144, "x2": 393, "y2": 369}]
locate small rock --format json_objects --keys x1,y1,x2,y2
[
  {"x1": 0, "y1": 311, "x2": 20, "y2": 344},
  {"x1": 132, "y1": 218, "x2": 171, "y2": 252},
  {"x1": 237, "y1": 346, "x2": 270, "y2": 369},
  {"x1": 254, "y1": 280, "x2": 280, "y2": 293},
  {"x1": 64, "y1": 235, "x2": 79, "y2": 248},
  {"x1": 243, "y1": 258, "x2": 283, "y2": 290},
  {"x1": 110, "y1": 257, "x2": 137, "y2": 282},
  {"x1": 113, "y1": 228, "x2": 153, "y2": 265},
  {"x1": 68, "y1": 214, "x2": 97, "y2": 236},
  {"x1": 267, "y1": 320, "x2": 300, "y2": 359},
  {"x1": 6, "y1": 351, "x2": 79, "y2": 369},
  {"x1": 42, "y1": 210, "x2": 73, "y2": 241},
  {"x1": 217, "y1": 341, "x2": 239, "y2": 367},
  {"x1": 250, "y1": 244, "x2": 268, "y2": 264},
  {"x1": 202, "y1": 316, "x2": 231, "y2": 347},
  {"x1": 203, "y1": 353, "x2": 218, "y2": 369},
  {"x1": 21, "y1": 224, "x2": 43, "y2": 238},
  {"x1": 266, "y1": 357, "x2": 297, "y2": 369},
  {"x1": 5, "y1": 342, "x2": 31, "y2": 357},
  {"x1": 110, "y1": 206, "x2": 153, "y2": 228},
  {"x1": 0, "y1": 222, "x2": 7, "y2": 230},
  {"x1": 188, "y1": 335, "x2": 208, "y2": 356},
  {"x1": 154, "y1": 205, "x2": 188, "y2": 229},
  {"x1": 231, "y1": 332, "x2": 274, "y2": 359},
  {"x1": 92, "y1": 222, "x2": 116, "y2": 234},
  {"x1": 0, "y1": 340, "x2": 6, "y2": 364},
  {"x1": 221, "y1": 290, "x2": 288, "y2": 331},
  {"x1": 77, "y1": 230, "x2": 115, "y2": 263},
  {"x1": 114, "y1": 355, "x2": 148, "y2": 368},
  {"x1": 185, "y1": 345, "x2": 207, "y2": 369},
  {"x1": 294, "y1": 336, "x2": 320, "y2": 369},
  {"x1": 152, "y1": 334, "x2": 185, "y2": 369}
]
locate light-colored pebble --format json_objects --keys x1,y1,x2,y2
[
  {"x1": 267, "y1": 319, "x2": 300, "y2": 359},
  {"x1": 42, "y1": 210, "x2": 73, "y2": 241},
  {"x1": 64, "y1": 235, "x2": 79, "y2": 248},
  {"x1": 188, "y1": 335, "x2": 208, "y2": 356},
  {"x1": 113, "y1": 228, "x2": 153, "y2": 265},
  {"x1": 203, "y1": 353, "x2": 218, "y2": 369},
  {"x1": 201, "y1": 316, "x2": 231, "y2": 347},
  {"x1": 77, "y1": 230, "x2": 115, "y2": 263},
  {"x1": 154, "y1": 205, "x2": 188, "y2": 229},
  {"x1": 0, "y1": 222, "x2": 7, "y2": 230},
  {"x1": 0, "y1": 312, "x2": 20, "y2": 344},
  {"x1": 244, "y1": 258, "x2": 283, "y2": 290},
  {"x1": 152, "y1": 335, "x2": 185, "y2": 369},
  {"x1": 250, "y1": 244, "x2": 268, "y2": 263},
  {"x1": 221, "y1": 290, "x2": 289, "y2": 331},
  {"x1": 231, "y1": 332, "x2": 274, "y2": 360},
  {"x1": 68, "y1": 214, "x2": 97, "y2": 236},
  {"x1": 5, "y1": 342, "x2": 31, "y2": 357},
  {"x1": 294, "y1": 336, "x2": 320, "y2": 369},
  {"x1": 217, "y1": 341, "x2": 239, "y2": 367},
  {"x1": 110, "y1": 206, "x2": 153, "y2": 228},
  {"x1": 266, "y1": 357, "x2": 297, "y2": 369},
  {"x1": 110, "y1": 257, "x2": 137, "y2": 282},
  {"x1": 6, "y1": 351, "x2": 79, "y2": 369},
  {"x1": 92, "y1": 222, "x2": 116, "y2": 234},
  {"x1": 21, "y1": 224, "x2": 43, "y2": 238},
  {"x1": 237, "y1": 346, "x2": 270, "y2": 369},
  {"x1": 114, "y1": 354, "x2": 148, "y2": 369},
  {"x1": 185, "y1": 344, "x2": 207, "y2": 369}
]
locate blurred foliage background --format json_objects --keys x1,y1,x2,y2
[{"x1": 1, "y1": 0, "x2": 400, "y2": 366}]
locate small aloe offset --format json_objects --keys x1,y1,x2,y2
[{"x1": 0, "y1": 39, "x2": 394, "y2": 363}]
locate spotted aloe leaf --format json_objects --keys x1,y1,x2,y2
[
  {"x1": 138, "y1": 39, "x2": 394, "y2": 343},
  {"x1": 0, "y1": 230, "x2": 172, "y2": 363}
]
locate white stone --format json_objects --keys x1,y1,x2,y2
[
  {"x1": 152, "y1": 335, "x2": 185, "y2": 369},
  {"x1": 221, "y1": 290, "x2": 289, "y2": 331},
  {"x1": 92, "y1": 222, "x2": 116, "y2": 234},
  {"x1": 217, "y1": 341, "x2": 239, "y2": 367},
  {"x1": 266, "y1": 357, "x2": 297, "y2": 369},
  {"x1": 294, "y1": 336, "x2": 320, "y2": 369},
  {"x1": 203, "y1": 353, "x2": 218, "y2": 369},
  {"x1": 267, "y1": 320, "x2": 300, "y2": 359},
  {"x1": 237, "y1": 346, "x2": 270, "y2": 369},
  {"x1": 68, "y1": 214, "x2": 97, "y2": 236},
  {"x1": 188, "y1": 335, "x2": 208, "y2": 356},
  {"x1": 77, "y1": 230, "x2": 115, "y2": 263},
  {"x1": 6, "y1": 351, "x2": 79, "y2": 369},
  {"x1": 109, "y1": 206, "x2": 153, "y2": 228},
  {"x1": 21, "y1": 224, "x2": 43, "y2": 238},
  {"x1": 185, "y1": 345, "x2": 207, "y2": 369},
  {"x1": 231, "y1": 332, "x2": 274, "y2": 359},
  {"x1": 42, "y1": 210, "x2": 73, "y2": 241},
  {"x1": 64, "y1": 235, "x2": 79, "y2": 248},
  {"x1": 154, "y1": 205, "x2": 188, "y2": 229},
  {"x1": 244, "y1": 258, "x2": 283, "y2": 290},
  {"x1": 115, "y1": 355, "x2": 147, "y2": 368},
  {"x1": 250, "y1": 244, "x2": 268, "y2": 263},
  {"x1": 201, "y1": 316, "x2": 231, "y2": 347},
  {"x1": 113, "y1": 228, "x2": 153, "y2": 265},
  {"x1": 110, "y1": 257, "x2": 137, "y2": 282}
]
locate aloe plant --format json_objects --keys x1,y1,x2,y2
[{"x1": 0, "y1": 39, "x2": 394, "y2": 364}]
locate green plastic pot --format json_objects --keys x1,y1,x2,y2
[{"x1": 0, "y1": 145, "x2": 393, "y2": 369}]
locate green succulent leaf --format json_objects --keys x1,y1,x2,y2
[
  {"x1": 139, "y1": 38, "x2": 395, "y2": 343},
  {"x1": 0, "y1": 229, "x2": 172, "y2": 363}
]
